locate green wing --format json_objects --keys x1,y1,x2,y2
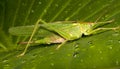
[
  {"x1": 9, "y1": 21, "x2": 83, "y2": 40},
  {"x1": 9, "y1": 25, "x2": 35, "y2": 36},
  {"x1": 40, "y1": 22, "x2": 83, "y2": 40},
  {"x1": 9, "y1": 21, "x2": 75, "y2": 36},
  {"x1": 9, "y1": 25, "x2": 55, "y2": 38}
]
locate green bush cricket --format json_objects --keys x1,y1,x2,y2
[{"x1": 9, "y1": 19, "x2": 120, "y2": 56}]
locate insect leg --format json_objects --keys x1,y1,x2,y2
[
  {"x1": 56, "y1": 40, "x2": 68, "y2": 50},
  {"x1": 17, "y1": 19, "x2": 41, "y2": 57},
  {"x1": 91, "y1": 19, "x2": 114, "y2": 29},
  {"x1": 85, "y1": 26, "x2": 120, "y2": 35}
]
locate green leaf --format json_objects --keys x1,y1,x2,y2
[{"x1": 0, "y1": 0, "x2": 120, "y2": 69}]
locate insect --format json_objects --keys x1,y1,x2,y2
[{"x1": 9, "y1": 19, "x2": 119, "y2": 56}]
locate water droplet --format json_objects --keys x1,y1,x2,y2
[
  {"x1": 99, "y1": 50, "x2": 102, "y2": 54},
  {"x1": 116, "y1": 60, "x2": 119, "y2": 65},
  {"x1": 118, "y1": 40, "x2": 120, "y2": 43},
  {"x1": 75, "y1": 44, "x2": 79, "y2": 52},
  {"x1": 73, "y1": 54, "x2": 77, "y2": 58},
  {"x1": 73, "y1": 52, "x2": 79, "y2": 58},
  {"x1": 93, "y1": 65, "x2": 97, "y2": 68},
  {"x1": 106, "y1": 40, "x2": 113, "y2": 45},
  {"x1": 45, "y1": 46, "x2": 48, "y2": 49},
  {"x1": 107, "y1": 40, "x2": 113, "y2": 44},
  {"x1": 78, "y1": 3, "x2": 82, "y2": 6},
  {"x1": 109, "y1": 39, "x2": 113, "y2": 42},
  {"x1": 31, "y1": 10, "x2": 34, "y2": 13},
  {"x1": 3, "y1": 61, "x2": 12, "y2": 68},
  {"x1": 100, "y1": 57, "x2": 103, "y2": 60},
  {"x1": 67, "y1": 54, "x2": 71, "y2": 56},
  {"x1": 4, "y1": 63, "x2": 11, "y2": 68},
  {"x1": 80, "y1": 59, "x2": 83, "y2": 62},
  {"x1": 75, "y1": 44, "x2": 79, "y2": 48},
  {"x1": 50, "y1": 52, "x2": 54, "y2": 55},
  {"x1": 73, "y1": 44, "x2": 80, "y2": 58},
  {"x1": 109, "y1": 0, "x2": 114, "y2": 3},
  {"x1": 44, "y1": 10, "x2": 47, "y2": 13},
  {"x1": 88, "y1": 41, "x2": 93, "y2": 44},
  {"x1": 109, "y1": 46, "x2": 113, "y2": 50},
  {"x1": 104, "y1": 14, "x2": 109, "y2": 18},
  {"x1": 51, "y1": 63, "x2": 54, "y2": 66},
  {"x1": 116, "y1": 48, "x2": 119, "y2": 52},
  {"x1": 112, "y1": 32, "x2": 119, "y2": 37},
  {"x1": 88, "y1": 55, "x2": 92, "y2": 58},
  {"x1": 101, "y1": 17, "x2": 106, "y2": 20},
  {"x1": 55, "y1": 4, "x2": 58, "y2": 7},
  {"x1": 21, "y1": 59, "x2": 26, "y2": 63},
  {"x1": 65, "y1": 11, "x2": 68, "y2": 13},
  {"x1": 90, "y1": 45, "x2": 95, "y2": 48},
  {"x1": 32, "y1": 54, "x2": 37, "y2": 58},
  {"x1": 88, "y1": 7, "x2": 92, "y2": 10},
  {"x1": 3, "y1": 59, "x2": 8, "y2": 63},
  {"x1": 22, "y1": 3, "x2": 26, "y2": 6},
  {"x1": 38, "y1": 1, "x2": 42, "y2": 4}
]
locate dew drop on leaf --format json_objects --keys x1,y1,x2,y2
[
  {"x1": 73, "y1": 52, "x2": 78, "y2": 58},
  {"x1": 88, "y1": 41, "x2": 95, "y2": 48},
  {"x1": 31, "y1": 10, "x2": 34, "y2": 13},
  {"x1": 80, "y1": 59, "x2": 83, "y2": 62},
  {"x1": 99, "y1": 50, "x2": 103, "y2": 54},
  {"x1": 109, "y1": 46, "x2": 113, "y2": 50},
  {"x1": 78, "y1": 3, "x2": 82, "y2": 6},
  {"x1": 104, "y1": 14, "x2": 109, "y2": 18},
  {"x1": 112, "y1": 32, "x2": 119, "y2": 37},
  {"x1": 109, "y1": 0, "x2": 114, "y2": 2},
  {"x1": 90, "y1": 45, "x2": 95, "y2": 48},
  {"x1": 88, "y1": 41, "x2": 93, "y2": 45},
  {"x1": 93, "y1": 65, "x2": 97, "y2": 68},
  {"x1": 44, "y1": 10, "x2": 47, "y2": 13},
  {"x1": 2, "y1": 59, "x2": 9, "y2": 63},
  {"x1": 73, "y1": 49, "x2": 79, "y2": 57},
  {"x1": 88, "y1": 55, "x2": 92, "y2": 59},
  {"x1": 50, "y1": 52, "x2": 54, "y2": 55},
  {"x1": 4, "y1": 64, "x2": 11, "y2": 69},
  {"x1": 32, "y1": 54, "x2": 37, "y2": 58},
  {"x1": 38, "y1": 1, "x2": 42, "y2": 5},
  {"x1": 65, "y1": 11, "x2": 68, "y2": 14},
  {"x1": 118, "y1": 40, "x2": 120, "y2": 43},
  {"x1": 88, "y1": 6, "x2": 92, "y2": 10},
  {"x1": 108, "y1": 39, "x2": 113, "y2": 43},
  {"x1": 116, "y1": 60, "x2": 119, "y2": 65},
  {"x1": 5, "y1": 64, "x2": 10, "y2": 67},
  {"x1": 55, "y1": 4, "x2": 59, "y2": 7},
  {"x1": 50, "y1": 63, "x2": 54, "y2": 66},
  {"x1": 100, "y1": 57, "x2": 103, "y2": 60},
  {"x1": 21, "y1": 59, "x2": 26, "y2": 63},
  {"x1": 73, "y1": 44, "x2": 80, "y2": 58},
  {"x1": 22, "y1": 2, "x2": 26, "y2": 6}
]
